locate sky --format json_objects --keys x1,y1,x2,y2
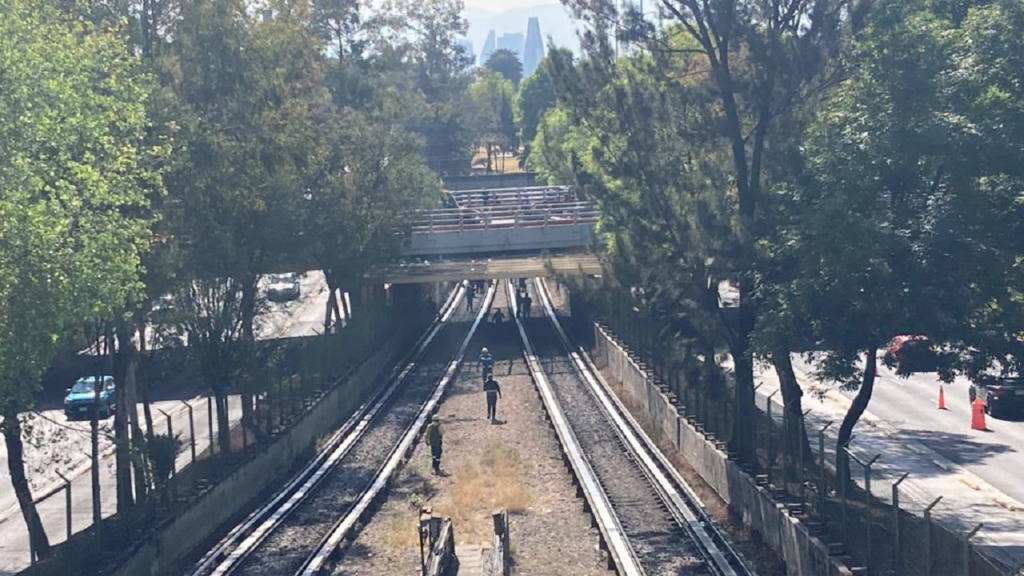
[{"x1": 464, "y1": 0, "x2": 561, "y2": 11}]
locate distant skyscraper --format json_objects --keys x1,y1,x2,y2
[
  {"x1": 496, "y1": 32, "x2": 525, "y2": 64},
  {"x1": 480, "y1": 30, "x2": 497, "y2": 65},
  {"x1": 523, "y1": 17, "x2": 545, "y2": 77}
]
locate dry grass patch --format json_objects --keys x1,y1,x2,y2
[
  {"x1": 382, "y1": 514, "x2": 421, "y2": 549},
  {"x1": 435, "y1": 441, "x2": 533, "y2": 542}
]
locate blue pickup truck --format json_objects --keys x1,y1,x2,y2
[{"x1": 64, "y1": 376, "x2": 116, "y2": 420}]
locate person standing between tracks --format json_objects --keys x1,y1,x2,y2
[
  {"x1": 426, "y1": 414, "x2": 444, "y2": 475},
  {"x1": 466, "y1": 282, "x2": 476, "y2": 312},
  {"x1": 522, "y1": 292, "x2": 533, "y2": 318},
  {"x1": 480, "y1": 347, "x2": 494, "y2": 379},
  {"x1": 492, "y1": 307, "x2": 505, "y2": 325},
  {"x1": 483, "y1": 375, "x2": 502, "y2": 422}
]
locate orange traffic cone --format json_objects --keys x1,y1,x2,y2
[
  {"x1": 971, "y1": 398, "x2": 987, "y2": 431},
  {"x1": 938, "y1": 385, "x2": 947, "y2": 410}
]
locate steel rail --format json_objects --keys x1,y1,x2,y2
[
  {"x1": 533, "y1": 278, "x2": 754, "y2": 576},
  {"x1": 296, "y1": 282, "x2": 497, "y2": 576},
  {"x1": 507, "y1": 279, "x2": 644, "y2": 576},
  {"x1": 189, "y1": 283, "x2": 465, "y2": 576}
]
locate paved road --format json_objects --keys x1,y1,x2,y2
[
  {"x1": 791, "y1": 356, "x2": 1024, "y2": 503},
  {"x1": 753, "y1": 355, "x2": 1024, "y2": 571},
  {"x1": 0, "y1": 272, "x2": 331, "y2": 575}
]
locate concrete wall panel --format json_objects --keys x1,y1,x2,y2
[
  {"x1": 109, "y1": 333, "x2": 409, "y2": 576},
  {"x1": 591, "y1": 323, "x2": 853, "y2": 576}
]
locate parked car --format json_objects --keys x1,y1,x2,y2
[
  {"x1": 882, "y1": 334, "x2": 937, "y2": 374},
  {"x1": 970, "y1": 374, "x2": 1024, "y2": 418},
  {"x1": 267, "y1": 273, "x2": 301, "y2": 301},
  {"x1": 64, "y1": 376, "x2": 116, "y2": 420}
]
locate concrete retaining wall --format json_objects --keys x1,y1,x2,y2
[
  {"x1": 591, "y1": 324, "x2": 853, "y2": 576},
  {"x1": 110, "y1": 333, "x2": 410, "y2": 576}
]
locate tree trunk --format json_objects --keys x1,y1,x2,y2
[
  {"x1": 2, "y1": 407, "x2": 50, "y2": 557},
  {"x1": 836, "y1": 347, "x2": 878, "y2": 485},
  {"x1": 113, "y1": 330, "x2": 134, "y2": 513},
  {"x1": 772, "y1": 350, "x2": 812, "y2": 482},
  {"x1": 729, "y1": 297, "x2": 757, "y2": 463},
  {"x1": 239, "y1": 276, "x2": 260, "y2": 447},
  {"x1": 324, "y1": 274, "x2": 342, "y2": 333},
  {"x1": 136, "y1": 329, "x2": 155, "y2": 442},
  {"x1": 215, "y1": 391, "x2": 231, "y2": 455},
  {"x1": 90, "y1": 359, "x2": 102, "y2": 532},
  {"x1": 118, "y1": 328, "x2": 148, "y2": 505}
]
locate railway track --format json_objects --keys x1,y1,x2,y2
[
  {"x1": 189, "y1": 281, "x2": 495, "y2": 576},
  {"x1": 512, "y1": 278, "x2": 754, "y2": 576}
]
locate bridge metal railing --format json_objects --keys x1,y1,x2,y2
[
  {"x1": 449, "y1": 186, "x2": 575, "y2": 208},
  {"x1": 409, "y1": 202, "x2": 598, "y2": 234}
]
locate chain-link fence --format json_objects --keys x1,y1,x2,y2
[
  {"x1": 21, "y1": 293, "x2": 427, "y2": 576},
  {"x1": 577, "y1": 300, "x2": 1022, "y2": 576}
]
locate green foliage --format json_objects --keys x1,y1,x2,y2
[
  {"x1": 469, "y1": 70, "x2": 518, "y2": 169},
  {"x1": 305, "y1": 109, "x2": 439, "y2": 292},
  {"x1": 515, "y1": 51, "x2": 566, "y2": 162},
  {"x1": 527, "y1": 108, "x2": 590, "y2": 185},
  {"x1": 0, "y1": 0, "x2": 160, "y2": 408},
  {"x1": 145, "y1": 433, "x2": 182, "y2": 500},
  {"x1": 485, "y1": 48, "x2": 523, "y2": 86},
  {"x1": 762, "y1": 0, "x2": 1024, "y2": 382}
]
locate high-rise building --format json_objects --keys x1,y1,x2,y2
[
  {"x1": 480, "y1": 30, "x2": 497, "y2": 65},
  {"x1": 523, "y1": 17, "x2": 545, "y2": 77},
  {"x1": 496, "y1": 32, "x2": 525, "y2": 64}
]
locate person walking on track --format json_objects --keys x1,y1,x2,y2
[
  {"x1": 466, "y1": 283, "x2": 476, "y2": 312},
  {"x1": 484, "y1": 375, "x2": 502, "y2": 422},
  {"x1": 426, "y1": 415, "x2": 444, "y2": 475},
  {"x1": 480, "y1": 347, "x2": 494, "y2": 379}
]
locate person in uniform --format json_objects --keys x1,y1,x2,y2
[
  {"x1": 425, "y1": 414, "x2": 444, "y2": 475},
  {"x1": 480, "y1": 347, "x2": 494, "y2": 379},
  {"x1": 484, "y1": 375, "x2": 502, "y2": 422}
]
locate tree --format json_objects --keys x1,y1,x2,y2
[
  {"x1": 0, "y1": 0, "x2": 158, "y2": 554},
  {"x1": 485, "y1": 48, "x2": 523, "y2": 87},
  {"x1": 552, "y1": 0, "x2": 855, "y2": 462},
  {"x1": 158, "y1": 0, "x2": 323, "y2": 450},
  {"x1": 382, "y1": 0, "x2": 476, "y2": 174},
  {"x1": 312, "y1": 0, "x2": 362, "y2": 60},
  {"x1": 515, "y1": 51, "x2": 566, "y2": 164},
  {"x1": 779, "y1": 0, "x2": 1024, "y2": 479},
  {"x1": 469, "y1": 71, "x2": 516, "y2": 173},
  {"x1": 305, "y1": 110, "x2": 438, "y2": 331}
]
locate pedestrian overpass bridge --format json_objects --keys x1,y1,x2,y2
[{"x1": 399, "y1": 186, "x2": 597, "y2": 258}]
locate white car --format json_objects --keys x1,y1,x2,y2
[{"x1": 267, "y1": 273, "x2": 301, "y2": 301}]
